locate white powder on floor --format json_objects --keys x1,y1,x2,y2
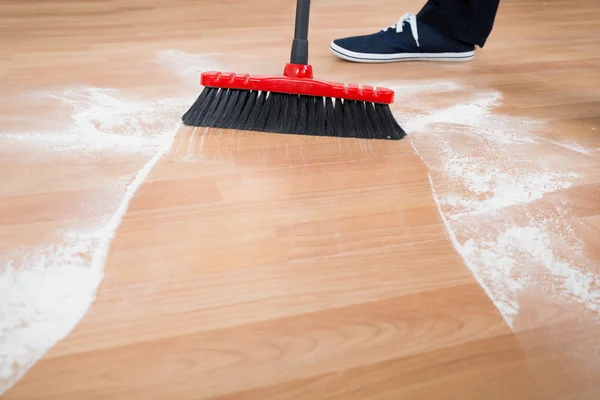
[
  {"x1": 383, "y1": 80, "x2": 599, "y2": 328},
  {"x1": 157, "y1": 49, "x2": 224, "y2": 83},
  {"x1": 438, "y1": 143, "x2": 580, "y2": 218},
  {"x1": 462, "y1": 223, "x2": 600, "y2": 321},
  {"x1": 1, "y1": 88, "x2": 184, "y2": 155},
  {"x1": 539, "y1": 138, "x2": 596, "y2": 156},
  {"x1": 0, "y1": 51, "x2": 216, "y2": 395},
  {"x1": 0, "y1": 112, "x2": 178, "y2": 395},
  {"x1": 2, "y1": 49, "x2": 597, "y2": 393}
]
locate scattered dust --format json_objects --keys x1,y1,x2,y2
[
  {"x1": 1, "y1": 88, "x2": 186, "y2": 156},
  {"x1": 0, "y1": 231, "x2": 104, "y2": 384},
  {"x1": 386, "y1": 81, "x2": 599, "y2": 327},
  {"x1": 2, "y1": 49, "x2": 598, "y2": 393},
  {"x1": 0, "y1": 51, "x2": 213, "y2": 394},
  {"x1": 538, "y1": 137, "x2": 596, "y2": 156},
  {"x1": 157, "y1": 50, "x2": 224, "y2": 83}
]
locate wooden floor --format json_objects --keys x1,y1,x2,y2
[{"x1": 1, "y1": 0, "x2": 599, "y2": 399}]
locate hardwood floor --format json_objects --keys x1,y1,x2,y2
[{"x1": 1, "y1": 0, "x2": 599, "y2": 399}]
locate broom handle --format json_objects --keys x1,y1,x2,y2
[{"x1": 290, "y1": 0, "x2": 311, "y2": 65}]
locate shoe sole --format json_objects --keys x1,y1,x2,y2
[{"x1": 329, "y1": 41, "x2": 475, "y2": 63}]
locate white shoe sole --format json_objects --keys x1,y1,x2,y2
[{"x1": 329, "y1": 41, "x2": 475, "y2": 63}]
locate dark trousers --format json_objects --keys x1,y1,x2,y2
[{"x1": 417, "y1": 0, "x2": 500, "y2": 47}]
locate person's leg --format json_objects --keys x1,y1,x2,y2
[
  {"x1": 329, "y1": 0, "x2": 500, "y2": 63},
  {"x1": 417, "y1": 0, "x2": 500, "y2": 47}
]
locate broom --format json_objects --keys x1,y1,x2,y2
[{"x1": 181, "y1": 0, "x2": 406, "y2": 140}]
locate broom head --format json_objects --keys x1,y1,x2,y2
[{"x1": 182, "y1": 63, "x2": 406, "y2": 140}]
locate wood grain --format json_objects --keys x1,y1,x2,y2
[{"x1": 1, "y1": 0, "x2": 599, "y2": 399}]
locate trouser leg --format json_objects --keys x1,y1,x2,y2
[{"x1": 417, "y1": 0, "x2": 500, "y2": 47}]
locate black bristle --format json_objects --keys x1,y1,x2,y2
[
  {"x1": 181, "y1": 87, "x2": 406, "y2": 140},
  {"x1": 215, "y1": 89, "x2": 243, "y2": 128},
  {"x1": 223, "y1": 89, "x2": 248, "y2": 129},
  {"x1": 263, "y1": 93, "x2": 286, "y2": 133},
  {"x1": 199, "y1": 88, "x2": 227, "y2": 127},
  {"x1": 305, "y1": 96, "x2": 317, "y2": 135},
  {"x1": 283, "y1": 95, "x2": 299, "y2": 133},
  {"x1": 346, "y1": 100, "x2": 363, "y2": 138},
  {"x1": 365, "y1": 102, "x2": 385, "y2": 138},
  {"x1": 207, "y1": 89, "x2": 236, "y2": 127},
  {"x1": 345, "y1": 100, "x2": 367, "y2": 138},
  {"x1": 233, "y1": 90, "x2": 258, "y2": 129},
  {"x1": 324, "y1": 97, "x2": 336, "y2": 136},
  {"x1": 294, "y1": 95, "x2": 309, "y2": 135},
  {"x1": 181, "y1": 87, "x2": 211, "y2": 123},
  {"x1": 356, "y1": 102, "x2": 371, "y2": 138},
  {"x1": 182, "y1": 87, "x2": 217, "y2": 126},
  {"x1": 307, "y1": 97, "x2": 325, "y2": 135},
  {"x1": 251, "y1": 91, "x2": 275, "y2": 132},
  {"x1": 332, "y1": 98, "x2": 345, "y2": 136},
  {"x1": 244, "y1": 91, "x2": 267, "y2": 131},
  {"x1": 375, "y1": 104, "x2": 406, "y2": 140}
]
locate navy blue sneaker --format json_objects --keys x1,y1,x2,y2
[{"x1": 330, "y1": 13, "x2": 475, "y2": 62}]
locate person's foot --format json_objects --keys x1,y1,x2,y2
[{"x1": 329, "y1": 13, "x2": 475, "y2": 63}]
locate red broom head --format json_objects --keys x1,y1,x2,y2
[
  {"x1": 200, "y1": 63, "x2": 395, "y2": 104},
  {"x1": 182, "y1": 63, "x2": 405, "y2": 140}
]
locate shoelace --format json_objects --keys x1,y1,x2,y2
[{"x1": 382, "y1": 13, "x2": 420, "y2": 47}]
